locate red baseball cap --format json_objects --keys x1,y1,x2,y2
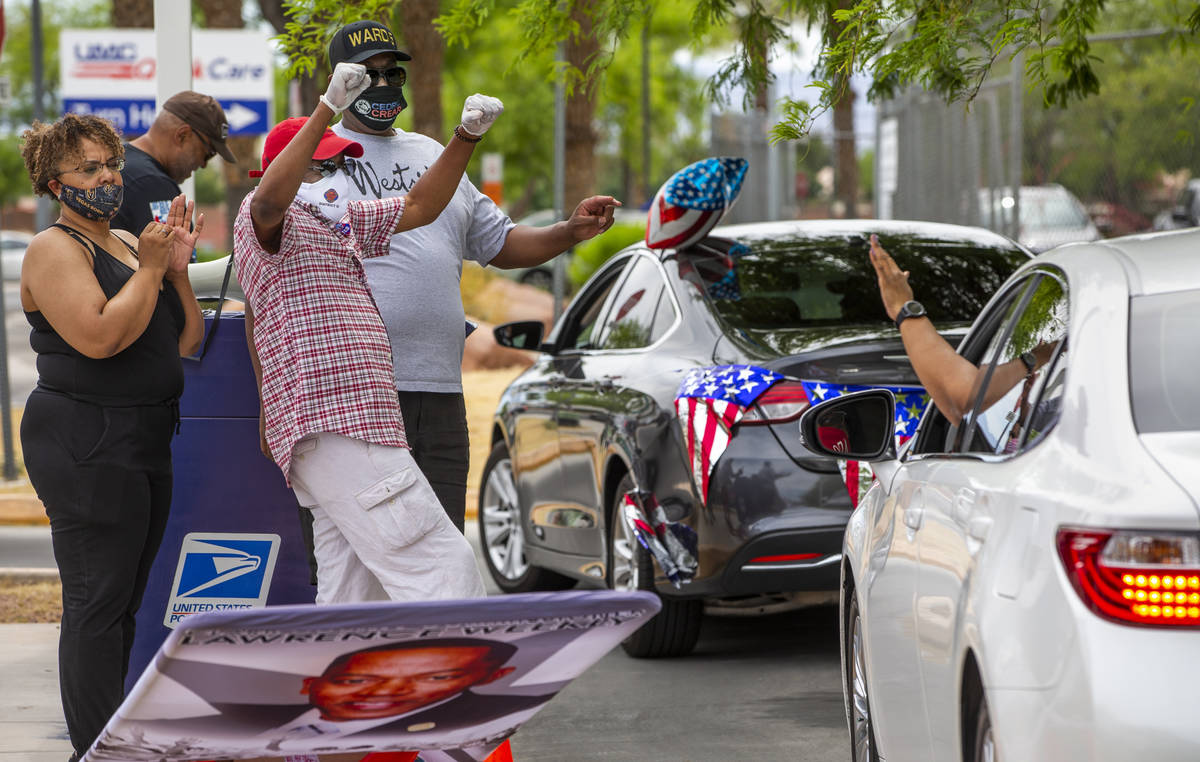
[{"x1": 248, "y1": 117, "x2": 364, "y2": 177}]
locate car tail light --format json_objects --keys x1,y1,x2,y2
[
  {"x1": 1057, "y1": 528, "x2": 1200, "y2": 627},
  {"x1": 740, "y1": 380, "x2": 809, "y2": 425}
]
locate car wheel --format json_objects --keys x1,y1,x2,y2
[
  {"x1": 478, "y1": 441, "x2": 574, "y2": 593},
  {"x1": 845, "y1": 592, "x2": 880, "y2": 762},
  {"x1": 607, "y1": 474, "x2": 702, "y2": 658},
  {"x1": 519, "y1": 268, "x2": 553, "y2": 291},
  {"x1": 971, "y1": 695, "x2": 995, "y2": 762}
]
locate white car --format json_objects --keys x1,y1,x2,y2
[
  {"x1": 796, "y1": 229, "x2": 1200, "y2": 762},
  {"x1": 979, "y1": 184, "x2": 1101, "y2": 252}
]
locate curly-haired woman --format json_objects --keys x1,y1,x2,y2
[{"x1": 19, "y1": 113, "x2": 204, "y2": 759}]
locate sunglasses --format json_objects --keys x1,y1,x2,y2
[
  {"x1": 363, "y1": 66, "x2": 407, "y2": 88},
  {"x1": 193, "y1": 129, "x2": 218, "y2": 161},
  {"x1": 310, "y1": 159, "x2": 341, "y2": 178},
  {"x1": 59, "y1": 158, "x2": 125, "y2": 179}
]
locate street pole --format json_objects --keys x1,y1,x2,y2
[
  {"x1": 641, "y1": 10, "x2": 651, "y2": 202},
  {"x1": 552, "y1": 44, "x2": 566, "y2": 320},
  {"x1": 154, "y1": 0, "x2": 194, "y2": 199},
  {"x1": 31, "y1": 0, "x2": 51, "y2": 233},
  {"x1": 1008, "y1": 52, "x2": 1023, "y2": 242},
  {"x1": 0, "y1": 206, "x2": 15, "y2": 481}
]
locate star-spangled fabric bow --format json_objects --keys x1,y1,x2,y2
[
  {"x1": 674, "y1": 364, "x2": 784, "y2": 504},
  {"x1": 801, "y1": 381, "x2": 931, "y2": 506},
  {"x1": 647, "y1": 157, "x2": 749, "y2": 250}
]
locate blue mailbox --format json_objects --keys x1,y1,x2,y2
[{"x1": 126, "y1": 311, "x2": 316, "y2": 692}]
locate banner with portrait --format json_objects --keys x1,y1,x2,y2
[{"x1": 84, "y1": 591, "x2": 660, "y2": 761}]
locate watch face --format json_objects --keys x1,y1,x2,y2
[{"x1": 905, "y1": 300, "x2": 925, "y2": 317}]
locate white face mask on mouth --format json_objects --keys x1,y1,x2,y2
[{"x1": 296, "y1": 169, "x2": 351, "y2": 223}]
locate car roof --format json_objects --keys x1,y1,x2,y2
[
  {"x1": 1071, "y1": 228, "x2": 1200, "y2": 297},
  {"x1": 701, "y1": 218, "x2": 1022, "y2": 250}
]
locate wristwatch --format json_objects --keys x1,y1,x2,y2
[
  {"x1": 1019, "y1": 351, "x2": 1037, "y2": 373},
  {"x1": 894, "y1": 300, "x2": 927, "y2": 330}
]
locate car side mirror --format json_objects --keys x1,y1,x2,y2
[
  {"x1": 494, "y1": 320, "x2": 548, "y2": 352},
  {"x1": 798, "y1": 389, "x2": 898, "y2": 461},
  {"x1": 1171, "y1": 205, "x2": 1196, "y2": 226}
]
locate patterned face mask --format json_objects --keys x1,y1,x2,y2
[{"x1": 57, "y1": 181, "x2": 124, "y2": 221}]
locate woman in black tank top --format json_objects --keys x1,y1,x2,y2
[{"x1": 18, "y1": 114, "x2": 204, "y2": 760}]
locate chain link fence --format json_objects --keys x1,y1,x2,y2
[{"x1": 875, "y1": 32, "x2": 1200, "y2": 251}]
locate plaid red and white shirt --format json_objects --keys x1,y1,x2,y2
[{"x1": 234, "y1": 191, "x2": 409, "y2": 481}]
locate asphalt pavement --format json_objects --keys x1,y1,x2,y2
[{"x1": 1, "y1": 523, "x2": 848, "y2": 761}]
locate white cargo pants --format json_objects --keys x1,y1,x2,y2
[{"x1": 288, "y1": 432, "x2": 486, "y2": 603}]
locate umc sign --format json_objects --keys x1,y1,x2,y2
[{"x1": 60, "y1": 29, "x2": 274, "y2": 136}]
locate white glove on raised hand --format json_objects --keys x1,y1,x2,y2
[
  {"x1": 320, "y1": 62, "x2": 371, "y2": 114},
  {"x1": 459, "y1": 94, "x2": 504, "y2": 137}
]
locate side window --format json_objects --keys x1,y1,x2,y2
[
  {"x1": 960, "y1": 271, "x2": 1069, "y2": 455},
  {"x1": 558, "y1": 263, "x2": 625, "y2": 350},
  {"x1": 595, "y1": 255, "x2": 670, "y2": 350}
]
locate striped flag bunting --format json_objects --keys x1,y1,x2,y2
[{"x1": 621, "y1": 491, "x2": 699, "y2": 587}]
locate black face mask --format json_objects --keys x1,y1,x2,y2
[{"x1": 348, "y1": 86, "x2": 407, "y2": 131}]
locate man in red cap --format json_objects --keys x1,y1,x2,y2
[{"x1": 235, "y1": 61, "x2": 503, "y2": 603}]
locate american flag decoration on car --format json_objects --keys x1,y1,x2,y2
[
  {"x1": 801, "y1": 381, "x2": 931, "y2": 506},
  {"x1": 646, "y1": 157, "x2": 749, "y2": 250},
  {"x1": 621, "y1": 491, "x2": 699, "y2": 587},
  {"x1": 675, "y1": 364, "x2": 784, "y2": 504}
]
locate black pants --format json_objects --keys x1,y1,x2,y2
[
  {"x1": 21, "y1": 390, "x2": 175, "y2": 756},
  {"x1": 397, "y1": 390, "x2": 471, "y2": 532}
]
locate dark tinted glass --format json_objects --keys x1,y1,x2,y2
[
  {"x1": 598, "y1": 255, "x2": 667, "y2": 350},
  {"x1": 1130, "y1": 290, "x2": 1200, "y2": 433},
  {"x1": 676, "y1": 231, "x2": 1027, "y2": 331}
]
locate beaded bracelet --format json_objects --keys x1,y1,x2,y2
[{"x1": 453, "y1": 124, "x2": 483, "y2": 144}]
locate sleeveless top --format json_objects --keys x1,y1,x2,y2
[{"x1": 24, "y1": 223, "x2": 186, "y2": 406}]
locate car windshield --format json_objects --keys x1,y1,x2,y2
[
  {"x1": 675, "y1": 231, "x2": 1028, "y2": 332},
  {"x1": 1129, "y1": 289, "x2": 1200, "y2": 433}
]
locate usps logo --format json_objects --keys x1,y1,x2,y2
[{"x1": 163, "y1": 533, "x2": 280, "y2": 628}]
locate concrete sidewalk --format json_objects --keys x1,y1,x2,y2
[{"x1": 1, "y1": 623, "x2": 71, "y2": 760}]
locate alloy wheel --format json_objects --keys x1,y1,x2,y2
[
  {"x1": 609, "y1": 505, "x2": 640, "y2": 591},
  {"x1": 480, "y1": 457, "x2": 529, "y2": 581}
]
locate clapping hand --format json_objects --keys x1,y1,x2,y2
[{"x1": 165, "y1": 194, "x2": 205, "y2": 276}]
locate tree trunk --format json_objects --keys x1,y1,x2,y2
[
  {"x1": 113, "y1": 0, "x2": 154, "y2": 27},
  {"x1": 829, "y1": 0, "x2": 859, "y2": 218},
  {"x1": 199, "y1": 0, "x2": 257, "y2": 253},
  {"x1": 400, "y1": 0, "x2": 445, "y2": 139},
  {"x1": 564, "y1": 0, "x2": 601, "y2": 209}
]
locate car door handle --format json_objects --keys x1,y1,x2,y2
[
  {"x1": 903, "y1": 506, "x2": 924, "y2": 530},
  {"x1": 953, "y1": 488, "x2": 976, "y2": 524}
]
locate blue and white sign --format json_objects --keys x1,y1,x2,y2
[
  {"x1": 164, "y1": 533, "x2": 281, "y2": 628},
  {"x1": 60, "y1": 29, "x2": 274, "y2": 136}
]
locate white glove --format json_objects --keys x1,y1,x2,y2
[
  {"x1": 460, "y1": 94, "x2": 504, "y2": 137},
  {"x1": 320, "y1": 62, "x2": 371, "y2": 114}
]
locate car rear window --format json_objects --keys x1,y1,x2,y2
[
  {"x1": 676, "y1": 231, "x2": 1028, "y2": 330},
  {"x1": 1129, "y1": 289, "x2": 1200, "y2": 433}
]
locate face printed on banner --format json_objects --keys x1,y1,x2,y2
[{"x1": 302, "y1": 644, "x2": 514, "y2": 721}]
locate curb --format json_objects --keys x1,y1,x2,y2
[
  {"x1": 0, "y1": 567, "x2": 58, "y2": 584},
  {"x1": 0, "y1": 493, "x2": 46, "y2": 526}
]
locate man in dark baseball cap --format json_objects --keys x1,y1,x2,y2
[
  {"x1": 328, "y1": 20, "x2": 412, "y2": 66},
  {"x1": 112, "y1": 90, "x2": 236, "y2": 243}
]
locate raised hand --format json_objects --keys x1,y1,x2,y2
[
  {"x1": 459, "y1": 94, "x2": 504, "y2": 137},
  {"x1": 320, "y1": 62, "x2": 371, "y2": 114},
  {"x1": 868, "y1": 233, "x2": 913, "y2": 322},
  {"x1": 164, "y1": 194, "x2": 205, "y2": 275}
]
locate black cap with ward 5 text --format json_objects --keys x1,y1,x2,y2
[{"x1": 328, "y1": 20, "x2": 412, "y2": 67}]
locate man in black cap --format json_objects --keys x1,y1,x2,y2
[
  {"x1": 113, "y1": 90, "x2": 236, "y2": 243},
  {"x1": 326, "y1": 20, "x2": 619, "y2": 534}
]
